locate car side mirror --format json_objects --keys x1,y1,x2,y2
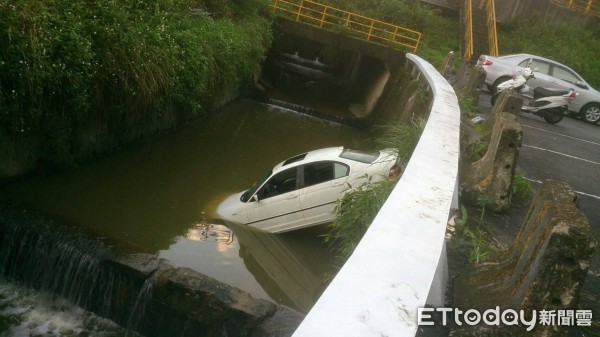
[
  {"x1": 251, "y1": 194, "x2": 259, "y2": 202},
  {"x1": 575, "y1": 81, "x2": 588, "y2": 90}
]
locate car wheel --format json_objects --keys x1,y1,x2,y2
[
  {"x1": 581, "y1": 103, "x2": 600, "y2": 124},
  {"x1": 491, "y1": 76, "x2": 512, "y2": 94}
]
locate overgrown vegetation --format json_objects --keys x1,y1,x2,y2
[
  {"x1": 465, "y1": 140, "x2": 488, "y2": 162},
  {"x1": 0, "y1": 0, "x2": 272, "y2": 159},
  {"x1": 455, "y1": 87, "x2": 479, "y2": 119},
  {"x1": 322, "y1": 178, "x2": 398, "y2": 260},
  {"x1": 319, "y1": 0, "x2": 459, "y2": 67},
  {"x1": 323, "y1": 119, "x2": 423, "y2": 262},
  {"x1": 449, "y1": 172, "x2": 532, "y2": 265},
  {"x1": 512, "y1": 172, "x2": 533, "y2": 202},
  {"x1": 451, "y1": 205, "x2": 496, "y2": 264}
]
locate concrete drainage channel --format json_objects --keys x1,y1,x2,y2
[{"x1": 0, "y1": 53, "x2": 452, "y2": 337}]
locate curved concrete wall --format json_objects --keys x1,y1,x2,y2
[{"x1": 291, "y1": 54, "x2": 461, "y2": 337}]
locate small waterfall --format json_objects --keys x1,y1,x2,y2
[
  {"x1": 267, "y1": 98, "x2": 362, "y2": 127},
  {"x1": 0, "y1": 204, "x2": 147, "y2": 335},
  {"x1": 268, "y1": 98, "x2": 321, "y2": 116},
  {"x1": 126, "y1": 268, "x2": 169, "y2": 333}
]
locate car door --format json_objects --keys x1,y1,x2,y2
[
  {"x1": 245, "y1": 167, "x2": 304, "y2": 233},
  {"x1": 519, "y1": 58, "x2": 554, "y2": 91},
  {"x1": 550, "y1": 64, "x2": 589, "y2": 108},
  {"x1": 299, "y1": 161, "x2": 350, "y2": 226}
]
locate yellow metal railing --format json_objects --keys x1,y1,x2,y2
[
  {"x1": 270, "y1": 0, "x2": 422, "y2": 53},
  {"x1": 553, "y1": 0, "x2": 600, "y2": 18},
  {"x1": 486, "y1": 0, "x2": 499, "y2": 56},
  {"x1": 463, "y1": 0, "x2": 474, "y2": 60}
]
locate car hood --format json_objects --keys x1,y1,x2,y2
[{"x1": 216, "y1": 191, "x2": 246, "y2": 223}]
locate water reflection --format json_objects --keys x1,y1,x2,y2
[
  {"x1": 160, "y1": 220, "x2": 332, "y2": 313},
  {"x1": 231, "y1": 222, "x2": 331, "y2": 313}
]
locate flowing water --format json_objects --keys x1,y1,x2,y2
[{"x1": 1, "y1": 99, "x2": 372, "y2": 335}]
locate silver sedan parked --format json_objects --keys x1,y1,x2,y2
[{"x1": 479, "y1": 53, "x2": 600, "y2": 124}]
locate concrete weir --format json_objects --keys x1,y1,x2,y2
[
  {"x1": 259, "y1": 18, "x2": 428, "y2": 128},
  {"x1": 0, "y1": 202, "x2": 303, "y2": 337}
]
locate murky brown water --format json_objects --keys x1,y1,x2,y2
[{"x1": 2, "y1": 99, "x2": 371, "y2": 315}]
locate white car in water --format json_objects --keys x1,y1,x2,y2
[{"x1": 217, "y1": 147, "x2": 401, "y2": 233}]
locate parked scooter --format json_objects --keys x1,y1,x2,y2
[
  {"x1": 491, "y1": 67, "x2": 535, "y2": 106},
  {"x1": 521, "y1": 87, "x2": 578, "y2": 124},
  {"x1": 491, "y1": 67, "x2": 578, "y2": 124}
]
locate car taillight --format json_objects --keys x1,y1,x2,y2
[
  {"x1": 479, "y1": 56, "x2": 493, "y2": 66},
  {"x1": 388, "y1": 164, "x2": 401, "y2": 177}
]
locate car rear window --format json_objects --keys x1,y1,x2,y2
[
  {"x1": 283, "y1": 153, "x2": 307, "y2": 166},
  {"x1": 339, "y1": 148, "x2": 380, "y2": 164}
]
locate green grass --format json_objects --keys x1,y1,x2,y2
[
  {"x1": 323, "y1": 119, "x2": 423, "y2": 262},
  {"x1": 498, "y1": 15, "x2": 600, "y2": 89},
  {"x1": 318, "y1": 0, "x2": 460, "y2": 68},
  {"x1": 512, "y1": 172, "x2": 533, "y2": 202},
  {"x1": 455, "y1": 87, "x2": 479, "y2": 119},
  {"x1": 450, "y1": 205, "x2": 496, "y2": 265},
  {"x1": 0, "y1": 0, "x2": 273, "y2": 162}
]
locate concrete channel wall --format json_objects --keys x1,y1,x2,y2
[{"x1": 291, "y1": 54, "x2": 461, "y2": 337}]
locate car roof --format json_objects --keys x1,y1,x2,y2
[
  {"x1": 271, "y1": 147, "x2": 345, "y2": 173},
  {"x1": 498, "y1": 53, "x2": 576, "y2": 71}
]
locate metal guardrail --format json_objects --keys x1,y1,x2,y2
[
  {"x1": 553, "y1": 0, "x2": 600, "y2": 17},
  {"x1": 270, "y1": 0, "x2": 422, "y2": 53},
  {"x1": 463, "y1": 0, "x2": 474, "y2": 59},
  {"x1": 486, "y1": 0, "x2": 499, "y2": 56}
]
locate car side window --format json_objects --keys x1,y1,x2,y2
[
  {"x1": 334, "y1": 162, "x2": 349, "y2": 178},
  {"x1": 303, "y1": 161, "x2": 349, "y2": 187},
  {"x1": 519, "y1": 59, "x2": 550, "y2": 75},
  {"x1": 257, "y1": 167, "x2": 298, "y2": 200},
  {"x1": 552, "y1": 65, "x2": 580, "y2": 84}
]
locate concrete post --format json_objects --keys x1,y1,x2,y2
[
  {"x1": 460, "y1": 112, "x2": 523, "y2": 211},
  {"x1": 453, "y1": 180, "x2": 597, "y2": 336}
]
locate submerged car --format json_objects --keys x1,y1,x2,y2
[
  {"x1": 217, "y1": 147, "x2": 400, "y2": 233},
  {"x1": 479, "y1": 53, "x2": 600, "y2": 124}
]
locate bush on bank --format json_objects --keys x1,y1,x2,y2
[
  {"x1": 324, "y1": 120, "x2": 423, "y2": 262},
  {"x1": 0, "y1": 0, "x2": 272, "y2": 162}
]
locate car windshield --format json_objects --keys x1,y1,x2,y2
[
  {"x1": 240, "y1": 170, "x2": 272, "y2": 202},
  {"x1": 339, "y1": 148, "x2": 380, "y2": 164}
]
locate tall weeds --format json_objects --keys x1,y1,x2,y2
[
  {"x1": 323, "y1": 120, "x2": 424, "y2": 262},
  {"x1": 0, "y1": 0, "x2": 273, "y2": 136}
]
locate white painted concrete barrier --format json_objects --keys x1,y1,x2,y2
[{"x1": 291, "y1": 54, "x2": 461, "y2": 337}]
